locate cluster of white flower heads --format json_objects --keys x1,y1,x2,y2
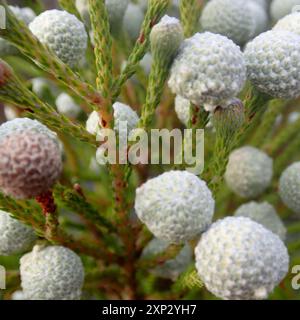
[
  {"x1": 0, "y1": 210, "x2": 36, "y2": 255},
  {"x1": 20, "y1": 245, "x2": 84, "y2": 300},
  {"x1": 168, "y1": 32, "x2": 246, "y2": 112},
  {"x1": 195, "y1": 217, "x2": 289, "y2": 300},
  {"x1": 142, "y1": 238, "x2": 192, "y2": 280},
  {"x1": 234, "y1": 201, "x2": 287, "y2": 240},
  {"x1": 245, "y1": 30, "x2": 300, "y2": 99},
  {"x1": 279, "y1": 162, "x2": 300, "y2": 214},
  {"x1": 135, "y1": 170, "x2": 215, "y2": 244},
  {"x1": 270, "y1": 0, "x2": 300, "y2": 22},
  {"x1": 56, "y1": 93, "x2": 81, "y2": 119},
  {"x1": 29, "y1": 10, "x2": 88, "y2": 67},
  {"x1": 0, "y1": 119, "x2": 62, "y2": 199},
  {"x1": 225, "y1": 146, "x2": 273, "y2": 198},
  {"x1": 0, "y1": 6, "x2": 36, "y2": 56}
]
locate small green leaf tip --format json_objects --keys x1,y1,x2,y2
[{"x1": 150, "y1": 15, "x2": 183, "y2": 66}]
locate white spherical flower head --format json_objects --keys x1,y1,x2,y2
[
  {"x1": 200, "y1": 0, "x2": 256, "y2": 45},
  {"x1": 225, "y1": 146, "x2": 273, "y2": 198},
  {"x1": 29, "y1": 10, "x2": 88, "y2": 67},
  {"x1": 142, "y1": 238, "x2": 192, "y2": 280},
  {"x1": 0, "y1": 119, "x2": 62, "y2": 199},
  {"x1": 245, "y1": 30, "x2": 300, "y2": 99},
  {"x1": 234, "y1": 201, "x2": 287, "y2": 240},
  {"x1": 274, "y1": 12, "x2": 300, "y2": 35},
  {"x1": 168, "y1": 32, "x2": 246, "y2": 111},
  {"x1": 195, "y1": 217, "x2": 289, "y2": 300},
  {"x1": 244, "y1": 30, "x2": 300, "y2": 99},
  {"x1": 20, "y1": 245, "x2": 85, "y2": 300},
  {"x1": 175, "y1": 95, "x2": 190, "y2": 126},
  {"x1": 135, "y1": 170, "x2": 215, "y2": 244},
  {"x1": 86, "y1": 102, "x2": 139, "y2": 137},
  {"x1": 0, "y1": 210, "x2": 36, "y2": 255},
  {"x1": 271, "y1": 0, "x2": 300, "y2": 22},
  {"x1": 56, "y1": 93, "x2": 81, "y2": 119},
  {"x1": 279, "y1": 162, "x2": 300, "y2": 214},
  {"x1": 123, "y1": 3, "x2": 144, "y2": 41}
]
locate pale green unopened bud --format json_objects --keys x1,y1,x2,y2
[
  {"x1": 212, "y1": 98, "x2": 245, "y2": 136},
  {"x1": 150, "y1": 15, "x2": 183, "y2": 65}
]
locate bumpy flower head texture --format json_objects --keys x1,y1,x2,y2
[
  {"x1": 279, "y1": 162, "x2": 300, "y2": 214},
  {"x1": 175, "y1": 95, "x2": 190, "y2": 126},
  {"x1": 142, "y1": 238, "x2": 192, "y2": 280},
  {"x1": 234, "y1": 201, "x2": 287, "y2": 240},
  {"x1": 274, "y1": 12, "x2": 300, "y2": 36},
  {"x1": 0, "y1": 119, "x2": 62, "y2": 199},
  {"x1": 106, "y1": 0, "x2": 130, "y2": 36},
  {"x1": 225, "y1": 146, "x2": 273, "y2": 198},
  {"x1": 200, "y1": 0, "x2": 256, "y2": 46},
  {"x1": 0, "y1": 210, "x2": 36, "y2": 255},
  {"x1": 29, "y1": 10, "x2": 88, "y2": 67},
  {"x1": 86, "y1": 102, "x2": 139, "y2": 137},
  {"x1": 123, "y1": 3, "x2": 144, "y2": 41},
  {"x1": 0, "y1": 118, "x2": 58, "y2": 146},
  {"x1": 56, "y1": 93, "x2": 81, "y2": 119},
  {"x1": 271, "y1": 0, "x2": 300, "y2": 22},
  {"x1": 0, "y1": 6, "x2": 36, "y2": 56},
  {"x1": 244, "y1": 30, "x2": 300, "y2": 99},
  {"x1": 195, "y1": 217, "x2": 289, "y2": 300},
  {"x1": 20, "y1": 245, "x2": 84, "y2": 300},
  {"x1": 168, "y1": 32, "x2": 246, "y2": 112},
  {"x1": 150, "y1": 15, "x2": 183, "y2": 65},
  {"x1": 135, "y1": 171, "x2": 215, "y2": 244}
]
